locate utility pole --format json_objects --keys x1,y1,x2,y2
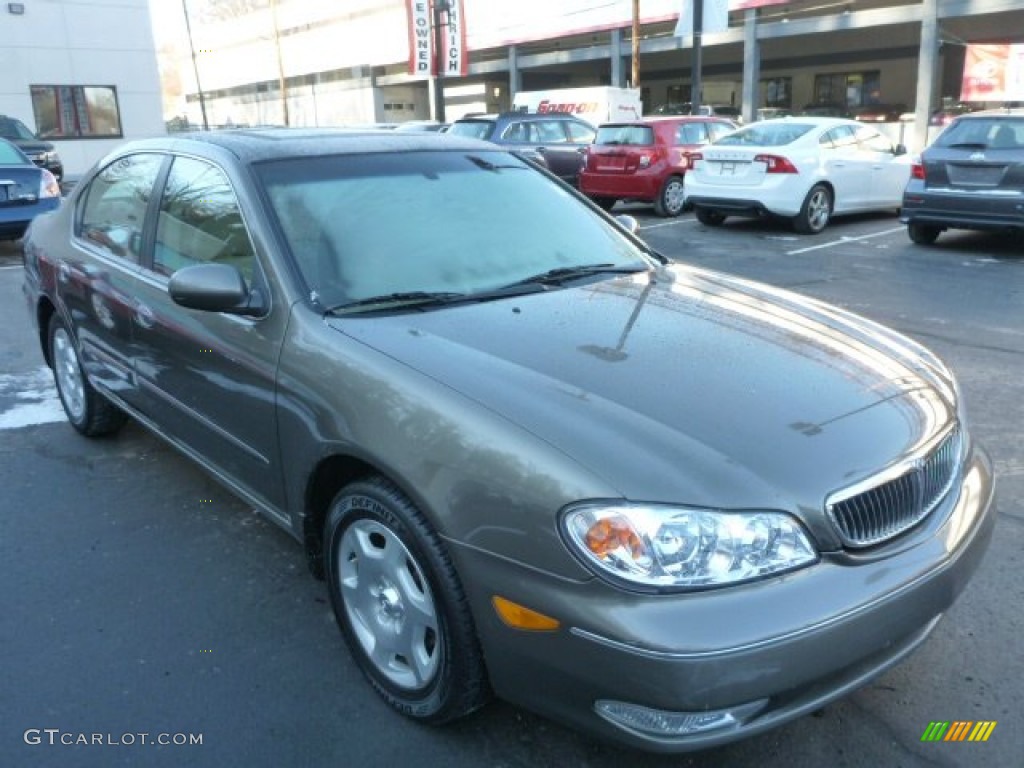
[
  {"x1": 270, "y1": 0, "x2": 290, "y2": 126},
  {"x1": 691, "y1": 0, "x2": 704, "y2": 114},
  {"x1": 181, "y1": 0, "x2": 209, "y2": 130},
  {"x1": 631, "y1": 0, "x2": 640, "y2": 88}
]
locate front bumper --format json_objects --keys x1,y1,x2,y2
[{"x1": 455, "y1": 446, "x2": 995, "y2": 753}]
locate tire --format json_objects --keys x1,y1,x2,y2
[
  {"x1": 324, "y1": 476, "x2": 489, "y2": 724},
  {"x1": 654, "y1": 175, "x2": 686, "y2": 217},
  {"x1": 695, "y1": 206, "x2": 726, "y2": 227},
  {"x1": 48, "y1": 314, "x2": 126, "y2": 437},
  {"x1": 591, "y1": 196, "x2": 617, "y2": 211},
  {"x1": 908, "y1": 222, "x2": 941, "y2": 245},
  {"x1": 793, "y1": 184, "x2": 832, "y2": 234}
]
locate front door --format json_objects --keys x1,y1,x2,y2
[{"x1": 130, "y1": 155, "x2": 287, "y2": 515}]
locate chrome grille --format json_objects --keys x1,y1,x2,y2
[{"x1": 827, "y1": 427, "x2": 962, "y2": 548}]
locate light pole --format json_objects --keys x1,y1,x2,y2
[
  {"x1": 181, "y1": 0, "x2": 209, "y2": 131},
  {"x1": 691, "y1": 0, "x2": 704, "y2": 115},
  {"x1": 433, "y1": 0, "x2": 452, "y2": 123}
]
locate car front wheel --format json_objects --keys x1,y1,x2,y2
[
  {"x1": 654, "y1": 175, "x2": 686, "y2": 217},
  {"x1": 48, "y1": 314, "x2": 126, "y2": 436},
  {"x1": 324, "y1": 476, "x2": 489, "y2": 724},
  {"x1": 793, "y1": 184, "x2": 832, "y2": 234},
  {"x1": 908, "y1": 222, "x2": 941, "y2": 245}
]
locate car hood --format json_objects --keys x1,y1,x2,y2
[{"x1": 329, "y1": 265, "x2": 956, "y2": 548}]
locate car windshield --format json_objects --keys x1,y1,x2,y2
[
  {"x1": 446, "y1": 121, "x2": 494, "y2": 140},
  {"x1": 0, "y1": 117, "x2": 37, "y2": 141},
  {"x1": 256, "y1": 150, "x2": 649, "y2": 309},
  {"x1": 715, "y1": 123, "x2": 815, "y2": 146},
  {"x1": 595, "y1": 125, "x2": 654, "y2": 146},
  {"x1": 934, "y1": 117, "x2": 1024, "y2": 149},
  {"x1": 0, "y1": 140, "x2": 30, "y2": 165}
]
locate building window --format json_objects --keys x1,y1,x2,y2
[
  {"x1": 30, "y1": 85, "x2": 123, "y2": 139},
  {"x1": 813, "y1": 71, "x2": 881, "y2": 108},
  {"x1": 761, "y1": 77, "x2": 791, "y2": 108}
]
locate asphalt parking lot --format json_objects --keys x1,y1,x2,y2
[{"x1": 1, "y1": 209, "x2": 1021, "y2": 768}]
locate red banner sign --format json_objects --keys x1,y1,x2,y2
[
  {"x1": 961, "y1": 44, "x2": 1024, "y2": 102},
  {"x1": 407, "y1": 0, "x2": 468, "y2": 77}
]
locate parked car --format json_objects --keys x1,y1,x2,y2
[
  {"x1": 684, "y1": 117, "x2": 910, "y2": 233},
  {"x1": 853, "y1": 103, "x2": 907, "y2": 123},
  {"x1": 0, "y1": 138, "x2": 61, "y2": 240},
  {"x1": 0, "y1": 114, "x2": 64, "y2": 181},
  {"x1": 579, "y1": 116, "x2": 736, "y2": 216},
  {"x1": 24, "y1": 129, "x2": 993, "y2": 754},
  {"x1": 447, "y1": 112, "x2": 595, "y2": 185},
  {"x1": 799, "y1": 102, "x2": 850, "y2": 118},
  {"x1": 654, "y1": 103, "x2": 744, "y2": 122},
  {"x1": 901, "y1": 109, "x2": 1024, "y2": 244},
  {"x1": 929, "y1": 101, "x2": 982, "y2": 127}
]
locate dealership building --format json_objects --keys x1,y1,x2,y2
[
  {"x1": 0, "y1": 0, "x2": 164, "y2": 178},
  {"x1": 177, "y1": 0, "x2": 1022, "y2": 149}
]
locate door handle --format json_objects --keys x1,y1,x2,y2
[{"x1": 134, "y1": 303, "x2": 155, "y2": 330}]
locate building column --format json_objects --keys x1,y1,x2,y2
[
  {"x1": 741, "y1": 9, "x2": 760, "y2": 123},
  {"x1": 912, "y1": 0, "x2": 939, "y2": 152},
  {"x1": 610, "y1": 29, "x2": 624, "y2": 87},
  {"x1": 509, "y1": 45, "x2": 522, "y2": 100}
]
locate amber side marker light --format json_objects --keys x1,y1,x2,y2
[{"x1": 492, "y1": 596, "x2": 560, "y2": 631}]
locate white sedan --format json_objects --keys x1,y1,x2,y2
[{"x1": 683, "y1": 117, "x2": 911, "y2": 233}]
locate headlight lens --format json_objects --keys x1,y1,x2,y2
[{"x1": 562, "y1": 504, "x2": 817, "y2": 590}]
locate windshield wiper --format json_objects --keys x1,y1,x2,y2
[
  {"x1": 503, "y1": 263, "x2": 649, "y2": 289},
  {"x1": 946, "y1": 142, "x2": 988, "y2": 149},
  {"x1": 324, "y1": 291, "x2": 465, "y2": 315}
]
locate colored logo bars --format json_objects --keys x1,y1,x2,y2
[{"x1": 921, "y1": 721, "x2": 997, "y2": 742}]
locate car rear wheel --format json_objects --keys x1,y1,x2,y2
[
  {"x1": 695, "y1": 207, "x2": 726, "y2": 226},
  {"x1": 793, "y1": 184, "x2": 832, "y2": 234},
  {"x1": 908, "y1": 222, "x2": 941, "y2": 245},
  {"x1": 324, "y1": 476, "x2": 489, "y2": 724},
  {"x1": 48, "y1": 314, "x2": 126, "y2": 437},
  {"x1": 654, "y1": 175, "x2": 686, "y2": 217},
  {"x1": 591, "y1": 196, "x2": 617, "y2": 211}
]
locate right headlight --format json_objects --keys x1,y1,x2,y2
[{"x1": 562, "y1": 503, "x2": 818, "y2": 591}]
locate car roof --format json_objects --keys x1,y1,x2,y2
[
  {"x1": 600, "y1": 115, "x2": 727, "y2": 126},
  {"x1": 956, "y1": 108, "x2": 1024, "y2": 119},
  {"x1": 113, "y1": 128, "x2": 498, "y2": 164}
]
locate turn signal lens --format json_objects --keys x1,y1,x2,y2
[{"x1": 492, "y1": 596, "x2": 560, "y2": 631}]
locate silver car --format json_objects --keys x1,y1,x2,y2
[{"x1": 22, "y1": 129, "x2": 994, "y2": 753}]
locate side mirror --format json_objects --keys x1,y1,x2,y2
[
  {"x1": 168, "y1": 263, "x2": 265, "y2": 316},
  {"x1": 893, "y1": 143, "x2": 908, "y2": 156},
  {"x1": 614, "y1": 214, "x2": 639, "y2": 234}
]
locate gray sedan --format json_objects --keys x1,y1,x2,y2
[{"x1": 22, "y1": 129, "x2": 994, "y2": 753}]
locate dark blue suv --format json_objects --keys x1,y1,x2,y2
[{"x1": 447, "y1": 112, "x2": 595, "y2": 186}]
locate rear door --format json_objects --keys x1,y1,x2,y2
[
  {"x1": 854, "y1": 125, "x2": 909, "y2": 206},
  {"x1": 62, "y1": 153, "x2": 166, "y2": 408}
]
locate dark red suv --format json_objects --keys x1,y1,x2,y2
[{"x1": 579, "y1": 116, "x2": 736, "y2": 217}]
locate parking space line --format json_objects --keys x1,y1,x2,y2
[
  {"x1": 638, "y1": 218, "x2": 697, "y2": 231},
  {"x1": 786, "y1": 226, "x2": 906, "y2": 255}
]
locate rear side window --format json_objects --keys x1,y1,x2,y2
[
  {"x1": 153, "y1": 156, "x2": 257, "y2": 284},
  {"x1": 707, "y1": 121, "x2": 734, "y2": 141},
  {"x1": 675, "y1": 123, "x2": 709, "y2": 145},
  {"x1": 595, "y1": 125, "x2": 654, "y2": 146},
  {"x1": 78, "y1": 153, "x2": 164, "y2": 264},
  {"x1": 566, "y1": 121, "x2": 596, "y2": 143}
]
